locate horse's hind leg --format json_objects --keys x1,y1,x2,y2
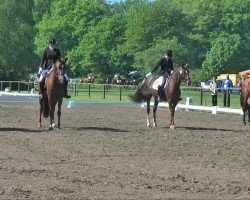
[
  {"x1": 146, "y1": 99, "x2": 151, "y2": 127},
  {"x1": 153, "y1": 98, "x2": 159, "y2": 127}
]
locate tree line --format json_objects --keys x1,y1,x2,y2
[{"x1": 0, "y1": 0, "x2": 249, "y2": 85}]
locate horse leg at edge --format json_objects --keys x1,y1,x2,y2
[
  {"x1": 153, "y1": 98, "x2": 159, "y2": 127},
  {"x1": 248, "y1": 104, "x2": 250, "y2": 125},
  {"x1": 146, "y1": 100, "x2": 151, "y2": 127},
  {"x1": 38, "y1": 100, "x2": 43, "y2": 127},
  {"x1": 242, "y1": 97, "x2": 247, "y2": 125}
]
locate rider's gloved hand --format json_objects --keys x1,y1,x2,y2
[{"x1": 146, "y1": 72, "x2": 152, "y2": 77}]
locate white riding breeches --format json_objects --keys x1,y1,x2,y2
[
  {"x1": 39, "y1": 69, "x2": 69, "y2": 82},
  {"x1": 39, "y1": 70, "x2": 49, "y2": 82}
]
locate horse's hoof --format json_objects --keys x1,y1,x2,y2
[
  {"x1": 153, "y1": 123, "x2": 157, "y2": 127},
  {"x1": 48, "y1": 126, "x2": 53, "y2": 130},
  {"x1": 38, "y1": 124, "x2": 42, "y2": 128},
  {"x1": 170, "y1": 125, "x2": 175, "y2": 129}
]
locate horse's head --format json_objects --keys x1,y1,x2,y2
[
  {"x1": 177, "y1": 64, "x2": 191, "y2": 85},
  {"x1": 54, "y1": 58, "x2": 66, "y2": 84}
]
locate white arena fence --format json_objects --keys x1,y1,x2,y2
[
  {"x1": 0, "y1": 92, "x2": 243, "y2": 116},
  {"x1": 141, "y1": 101, "x2": 243, "y2": 115}
]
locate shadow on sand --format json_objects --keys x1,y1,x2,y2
[
  {"x1": 75, "y1": 126, "x2": 129, "y2": 133},
  {"x1": 0, "y1": 127, "x2": 44, "y2": 133}
]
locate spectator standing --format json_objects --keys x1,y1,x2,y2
[
  {"x1": 210, "y1": 76, "x2": 218, "y2": 106},
  {"x1": 220, "y1": 74, "x2": 233, "y2": 107}
]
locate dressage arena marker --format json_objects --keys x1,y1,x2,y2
[
  {"x1": 67, "y1": 101, "x2": 76, "y2": 109},
  {"x1": 212, "y1": 106, "x2": 218, "y2": 114}
]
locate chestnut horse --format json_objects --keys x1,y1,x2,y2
[
  {"x1": 241, "y1": 78, "x2": 250, "y2": 125},
  {"x1": 38, "y1": 58, "x2": 66, "y2": 130},
  {"x1": 80, "y1": 75, "x2": 96, "y2": 83},
  {"x1": 131, "y1": 64, "x2": 191, "y2": 129}
]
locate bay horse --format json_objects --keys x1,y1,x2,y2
[
  {"x1": 241, "y1": 78, "x2": 250, "y2": 125},
  {"x1": 38, "y1": 58, "x2": 66, "y2": 130},
  {"x1": 131, "y1": 64, "x2": 191, "y2": 129}
]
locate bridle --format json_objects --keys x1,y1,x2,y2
[{"x1": 179, "y1": 67, "x2": 190, "y2": 83}]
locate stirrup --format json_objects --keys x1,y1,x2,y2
[
  {"x1": 39, "y1": 93, "x2": 45, "y2": 100},
  {"x1": 157, "y1": 96, "x2": 161, "y2": 102}
]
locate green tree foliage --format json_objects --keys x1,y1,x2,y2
[
  {"x1": 1, "y1": 0, "x2": 249, "y2": 84},
  {"x1": 71, "y1": 14, "x2": 126, "y2": 80},
  {"x1": 202, "y1": 32, "x2": 241, "y2": 78},
  {"x1": 122, "y1": 0, "x2": 189, "y2": 55},
  {"x1": 0, "y1": 0, "x2": 37, "y2": 80},
  {"x1": 182, "y1": 0, "x2": 250, "y2": 79},
  {"x1": 34, "y1": 0, "x2": 109, "y2": 77},
  {"x1": 134, "y1": 37, "x2": 188, "y2": 74}
]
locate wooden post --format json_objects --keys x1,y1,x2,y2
[
  {"x1": 103, "y1": 85, "x2": 106, "y2": 99},
  {"x1": 1, "y1": 81, "x2": 2, "y2": 91},
  {"x1": 27, "y1": 82, "x2": 30, "y2": 93},
  {"x1": 119, "y1": 86, "x2": 122, "y2": 101},
  {"x1": 88, "y1": 84, "x2": 91, "y2": 97},
  {"x1": 18, "y1": 81, "x2": 20, "y2": 93},
  {"x1": 74, "y1": 83, "x2": 77, "y2": 96},
  {"x1": 200, "y1": 88, "x2": 203, "y2": 105},
  {"x1": 9, "y1": 82, "x2": 12, "y2": 92}
]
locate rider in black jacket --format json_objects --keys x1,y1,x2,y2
[
  {"x1": 38, "y1": 38, "x2": 71, "y2": 99},
  {"x1": 151, "y1": 50, "x2": 173, "y2": 102}
]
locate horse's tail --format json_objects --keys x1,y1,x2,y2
[
  {"x1": 130, "y1": 87, "x2": 146, "y2": 103},
  {"x1": 43, "y1": 95, "x2": 49, "y2": 118}
]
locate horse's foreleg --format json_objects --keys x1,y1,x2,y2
[
  {"x1": 242, "y1": 109, "x2": 246, "y2": 125},
  {"x1": 146, "y1": 100, "x2": 151, "y2": 127},
  {"x1": 57, "y1": 100, "x2": 62, "y2": 129},
  {"x1": 49, "y1": 103, "x2": 56, "y2": 130},
  {"x1": 153, "y1": 99, "x2": 158, "y2": 127},
  {"x1": 169, "y1": 103, "x2": 176, "y2": 129}
]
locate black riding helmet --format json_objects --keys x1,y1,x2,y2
[
  {"x1": 165, "y1": 49, "x2": 172, "y2": 57},
  {"x1": 49, "y1": 38, "x2": 56, "y2": 45}
]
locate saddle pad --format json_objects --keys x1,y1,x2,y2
[{"x1": 152, "y1": 76, "x2": 168, "y2": 90}]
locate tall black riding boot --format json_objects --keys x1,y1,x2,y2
[
  {"x1": 39, "y1": 81, "x2": 46, "y2": 99},
  {"x1": 157, "y1": 85, "x2": 163, "y2": 102},
  {"x1": 64, "y1": 81, "x2": 71, "y2": 99}
]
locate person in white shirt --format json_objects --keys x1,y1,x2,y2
[{"x1": 210, "y1": 76, "x2": 218, "y2": 106}]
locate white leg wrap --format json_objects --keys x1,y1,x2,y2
[{"x1": 147, "y1": 115, "x2": 150, "y2": 127}]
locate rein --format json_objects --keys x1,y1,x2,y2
[{"x1": 47, "y1": 62, "x2": 64, "y2": 83}]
